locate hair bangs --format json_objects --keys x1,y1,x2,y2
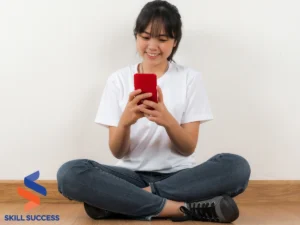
[
  {"x1": 149, "y1": 15, "x2": 174, "y2": 39},
  {"x1": 135, "y1": 7, "x2": 175, "y2": 39}
]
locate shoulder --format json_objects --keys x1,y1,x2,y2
[
  {"x1": 106, "y1": 64, "x2": 137, "y2": 86},
  {"x1": 170, "y1": 62, "x2": 203, "y2": 83}
]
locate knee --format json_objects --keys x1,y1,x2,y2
[
  {"x1": 219, "y1": 153, "x2": 251, "y2": 186},
  {"x1": 56, "y1": 159, "x2": 88, "y2": 194}
]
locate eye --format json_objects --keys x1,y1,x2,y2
[
  {"x1": 159, "y1": 39, "x2": 168, "y2": 42},
  {"x1": 141, "y1": 36, "x2": 150, "y2": 40}
]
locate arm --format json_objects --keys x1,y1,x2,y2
[
  {"x1": 139, "y1": 86, "x2": 201, "y2": 156},
  {"x1": 108, "y1": 124, "x2": 131, "y2": 159},
  {"x1": 108, "y1": 90, "x2": 152, "y2": 159},
  {"x1": 165, "y1": 117, "x2": 200, "y2": 156}
]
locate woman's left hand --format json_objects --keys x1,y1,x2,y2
[{"x1": 139, "y1": 85, "x2": 176, "y2": 127}]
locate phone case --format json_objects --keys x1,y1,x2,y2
[{"x1": 134, "y1": 73, "x2": 158, "y2": 105}]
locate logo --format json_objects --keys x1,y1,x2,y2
[
  {"x1": 3, "y1": 170, "x2": 60, "y2": 222},
  {"x1": 17, "y1": 171, "x2": 47, "y2": 211}
]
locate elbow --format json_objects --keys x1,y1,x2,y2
[
  {"x1": 114, "y1": 153, "x2": 124, "y2": 160},
  {"x1": 186, "y1": 148, "x2": 196, "y2": 157},
  {"x1": 179, "y1": 146, "x2": 195, "y2": 157},
  {"x1": 183, "y1": 144, "x2": 197, "y2": 157},
  {"x1": 109, "y1": 143, "x2": 123, "y2": 159},
  {"x1": 110, "y1": 148, "x2": 124, "y2": 159},
  {"x1": 188, "y1": 141, "x2": 197, "y2": 156},
  {"x1": 179, "y1": 138, "x2": 197, "y2": 157}
]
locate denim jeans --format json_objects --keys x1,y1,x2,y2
[{"x1": 57, "y1": 153, "x2": 251, "y2": 221}]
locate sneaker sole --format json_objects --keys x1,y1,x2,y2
[
  {"x1": 219, "y1": 195, "x2": 239, "y2": 223},
  {"x1": 84, "y1": 202, "x2": 112, "y2": 219}
]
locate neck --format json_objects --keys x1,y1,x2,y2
[{"x1": 140, "y1": 61, "x2": 169, "y2": 78}]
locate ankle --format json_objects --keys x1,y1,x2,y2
[
  {"x1": 155, "y1": 200, "x2": 185, "y2": 218},
  {"x1": 142, "y1": 186, "x2": 152, "y2": 193}
]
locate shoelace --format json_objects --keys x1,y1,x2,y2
[{"x1": 171, "y1": 202, "x2": 219, "y2": 222}]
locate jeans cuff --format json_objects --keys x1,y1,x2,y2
[
  {"x1": 149, "y1": 182, "x2": 159, "y2": 195},
  {"x1": 142, "y1": 198, "x2": 167, "y2": 221}
]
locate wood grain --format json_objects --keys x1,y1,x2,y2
[
  {"x1": 234, "y1": 180, "x2": 300, "y2": 204},
  {"x1": 0, "y1": 180, "x2": 299, "y2": 204},
  {"x1": 0, "y1": 203, "x2": 300, "y2": 225}
]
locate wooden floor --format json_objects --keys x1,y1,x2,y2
[{"x1": 1, "y1": 203, "x2": 300, "y2": 225}]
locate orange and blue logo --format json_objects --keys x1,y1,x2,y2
[
  {"x1": 4, "y1": 171, "x2": 59, "y2": 222},
  {"x1": 17, "y1": 171, "x2": 47, "y2": 211}
]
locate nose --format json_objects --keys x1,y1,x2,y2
[{"x1": 147, "y1": 38, "x2": 159, "y2": 51}]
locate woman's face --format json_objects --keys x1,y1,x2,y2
[{"x1": 136, "y1": 23, "x2": 176, "y2": 66}]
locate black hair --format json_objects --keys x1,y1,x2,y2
[{"x1": 133, "y1": 0, "x2": 182, "y2": 62}]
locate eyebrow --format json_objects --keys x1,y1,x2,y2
[{"x1": 143, "y1": 31, "x2": 168, "y2": 37}]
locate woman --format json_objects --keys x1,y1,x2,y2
[{"x1": 57, "y1": 0, "x2": 251, "y2": 222}]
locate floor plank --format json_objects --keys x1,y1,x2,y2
[
  {"x1": 1, "y1": 203, "x2": 300, "y2": 225},
  {"x1": 235, "y1": 203, "x2": 300, "y2": 225}
]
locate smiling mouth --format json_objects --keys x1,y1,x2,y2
[{"x1": 146, "y1": 52, "x2": 160, "y2": 57}]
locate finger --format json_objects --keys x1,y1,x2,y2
[
  {"x1": 139, "y1": 105, "x2": 158, "y2": 116},
  {"x1": 137, "y1": 111, "x2": 145, "y2": 118},
  {"x1": 142, "y1": 100, "x2": 157, "y2": 110},
  {"x1": 138, "y1": 104, "x2": 149, "y2": 113},
  {"x1": 137, "y1": 105, "x2": 152, "y2": 119},
  {"x1": 157, "y1": 86, "x2": 163, "y2": 103},
  {"x1": 132, "y1": 92, "x2": 152, "y2": 105},
  {"x1": 136, "y1": 104, "x2": 146, "y2": 113},
  {"x1": 146, "y1": 115, "x2": 157, "y2": 122},
  {"x1": 129, "y1": 89, "x2": 142, "y2": 101},
  {"x1": 135, "y1": 106, "x2": 146, "y2": 118}
]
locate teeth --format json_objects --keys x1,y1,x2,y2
[{"x1": 147, "y1": 53, "x2": 159, "y2": 57}]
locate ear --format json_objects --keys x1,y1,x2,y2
[{"x1": 173, "y1": 40, "x2": 177, "y2": 47}]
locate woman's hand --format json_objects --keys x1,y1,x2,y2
[
  {"x1": 139, "y1": 86, "x2": 176, "y2": 127},
  {"x1": 119, "y1": 89, "x2": 152, "y2": 127}
]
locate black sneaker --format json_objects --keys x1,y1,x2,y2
[
  {"x1": 84, "y1": 202, "x2": 113, "y2": 219},
  {"x1": 171, "y1": 195, "x2": 239, "y2": 223},
  {"x1": 84, "y1": 203, "x2": 131, "y2": 220}
]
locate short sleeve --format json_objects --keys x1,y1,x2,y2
[
  {"x1": 94, "y1": 75, "x2": 122, "y2": 128},
  {"x1": 181, "y1": 72, "x2": 213, "y2": 124}
]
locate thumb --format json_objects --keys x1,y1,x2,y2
[{"x1": 157, "y1": 85, "x2": 163, "y2": 103}]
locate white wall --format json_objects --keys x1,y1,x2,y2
[{"x1": 0, "y1": 0, "x2": 299, "y2": 180}]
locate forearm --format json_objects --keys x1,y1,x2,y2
[
  {"x1": 165, "y1": 118, "x2": 196, "y2": 156},
  {"x1": 109, "y1": 124, "x2": 131, "y2": 159}
]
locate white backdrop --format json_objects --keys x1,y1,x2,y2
[{"x1": 0, "y1": 0, "x2": 299, "y2": 180}]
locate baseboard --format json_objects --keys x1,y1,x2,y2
[{"x1": 0, "y1": 180, "x2": 299, "y2": 204}]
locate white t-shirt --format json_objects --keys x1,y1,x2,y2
[{"x1": 95, "y1": 61, "x2": 213, "y2": 173}]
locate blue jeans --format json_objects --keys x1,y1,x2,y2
[{"x1": 57, "y1": 153, "x2": 251, "y2": 221}]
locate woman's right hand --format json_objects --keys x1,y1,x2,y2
[{"x1": 118, "y1": 89, "x2": 152, "y2": 127}]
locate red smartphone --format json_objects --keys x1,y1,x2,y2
[{"x1": 134, "y1": 73, "x2": 158, "y2": 106}]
